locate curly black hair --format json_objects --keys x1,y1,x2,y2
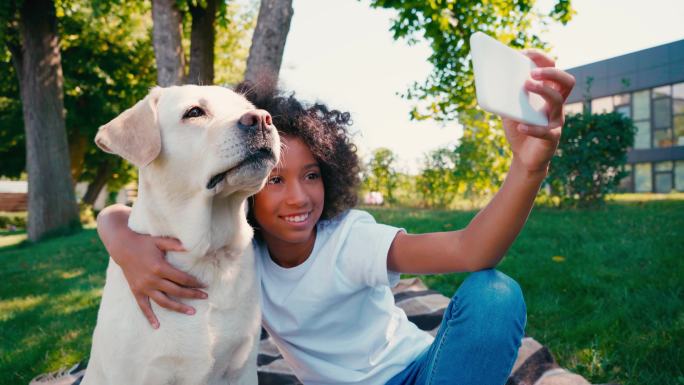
[{"x1": 236, "y1": 83, "x2": 361, "y2": 228}]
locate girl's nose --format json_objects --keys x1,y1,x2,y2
[{"x1": 285, "y1": 181, "x2": 308, "y2": 207}]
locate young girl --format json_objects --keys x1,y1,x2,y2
[{"x1": 97, "y1": 50, "x2": 575, "y2": 385}]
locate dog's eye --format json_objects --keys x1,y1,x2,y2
[{"x1": 183, "y1": 106, "x2": 206, "y2": 119}]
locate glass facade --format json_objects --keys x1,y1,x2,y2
[
  {"x1": 676, "y1": 161, "x2": 684, "y2": 190},
  {"x1": 635, "y1": 163, "x2": 652, "y2": 192},
  {"x1": 567, "y1": 82, "x2": 684, "y2": 193},
  {"x1": 565, "y1": 102, "x2": 583, "y2": 116}
]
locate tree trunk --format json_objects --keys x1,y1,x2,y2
[
  {"x1": 151, "y1": 0, "x2": 185, "y2": 86},
  {"x1": 15, "y1": 0, "x2": 79, "y2": 241},
  {"x1": 82, "y1": 161, "x2": 113, "y2": 206},
  {"x1": 244, "y1": 0, "x2": 293, "y2": 97},
  {"x1": 188, "y1": 0, "x2": 216, "y2": 85}
]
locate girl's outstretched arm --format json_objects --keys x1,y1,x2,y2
[
  {"x1": 96, "y1": 204, "x2": 207, "y2": 328},
  {"x1": 388, "y1": 50, "x2": 575, "y2": 274}
]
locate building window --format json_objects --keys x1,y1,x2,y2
[
  {"x1": 613, "y1": 93, "x2": 631, "y2": 106},
  {"x1": 591, "y1": 96, "x2": 613, "y2": 114},
  {"x1": 565, "y1": 102, "x2": 583, "y2": 116},
  {"x1": 634, "y1": 163, "x2": 652, "y2": 192},
  {"x1": 676, "y1": 161, "x2": 684, "y2": 191},
  {"x1": 633, "y1": 90, "x2": 650, "y2": 120},
  {"x1": 653, "y1": 98, "x2": 672, "y2": 128},
  {"x1": 652, "y1": 86, "x2": 673, "y2": 148},
  {"x1": 634, "y1": 121, "x2": 651, "y2": 149},
  {"x1": 674, "y1": 82, "x2": 684, "y2": 146},
  {"x1": 618, "y1": 164, "x2": 633, "y2": 192},
  {"x1": 616, "y1": 105, "x2": 631, "y2": 118},
  {"x1": 654, "y1": 161, "x2": 673, "y2": 193},
  {"x1": 653, "y1": 85, "x2": 672, "y2": 98},
  {"x1": 675, "y1": 115, "x2": 684, "y2": 146},
  {"x1": 632, "y1": 90, "x2": 651, "y2": 149}
]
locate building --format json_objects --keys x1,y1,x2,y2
[{"x1": 564, "y1": 39, "x2": 684, "y2": 193}]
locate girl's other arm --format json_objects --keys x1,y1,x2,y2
[
  {"x1": 387, "y1": 159, "x2": 545, "y2": 273},
  {"x1": 96, "y1": 204, "x2": 207, "y2": 328},
  {"x1": 388, "y1": 50, "x2": 575, "y2": 274}
]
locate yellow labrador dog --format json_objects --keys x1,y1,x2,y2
[{"x1": 82, "y1": 85, "x2": 280, "y2": 385}]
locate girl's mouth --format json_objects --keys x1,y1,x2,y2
[{"x1": 282, "y1": 212, "x2": 311, "y2": 224}]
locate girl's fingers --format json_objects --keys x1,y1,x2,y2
[
  {"x1": 523, "y1": 49, "x2": 556, "y2": 68},
  {"x1": 160, "y1": 262, "x2": 206, "y2": 288},
  {"x1": 517, "y1": 124, "x2": 550, "y2": 139},
  {"x1": 159, "y1": 279, "x2": 208, "y2": 300},
  {"x1": 525, "y1": 80, "x2": 564, "y2": 121},
  {"x1": 153, "y1": 236, "x2": 186, "y2": 252},
  {"x1": 150, "y1": 290, "x2": 196, "y2": 315},
  {"x1": 135, "y1": 294, "x2": 160, "y2": 329},
  {"x1": 531, "y1": 68, "x2": 576, "y2": 99}
]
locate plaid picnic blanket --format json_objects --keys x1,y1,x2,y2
[{"x1": 31, "y1": 278, "x2": 600, "y2": 385}]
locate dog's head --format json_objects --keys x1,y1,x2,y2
[{"x1": 95, "y1": 85, "x2": 280, "y2": 199}]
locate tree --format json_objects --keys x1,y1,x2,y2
[
  {"x1": 416, "y1": 147, "x2": 460, "y2": 208},
  {"x1": 368, "y1": 1, "x2": 574, "y2": 195},
  {"x1": 4, "y1": 0, "x2": 79, "y2": 240},
  {"x1": 545, "y1": 112, "x2": 636, "y2": 207},
  {"x1": 369, "y1": 0, "x2": 574, "y2": 121},
  {"x1": 244, "y1": 0, "x2": 293, "y2": 97},
  {"x1": 188, "y1": 0, "x2": 217, "y2": 85},
  {"x1": 1, "y1": 0, "x2": 255, "y2": 207},
  {"x1": 364, "y1": 148, "x2": 399, "y2": 204},
  {"x1": 452, "y1": 110, "x2": 511, "y2": 199},
  {"x1": 151, "y1": 0, "x2": 185, "y2": 86},
  {"x1": 61, "y1": 0, "x2": 156, "y2": 205}
]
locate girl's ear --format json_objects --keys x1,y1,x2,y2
[{"x1": 95, "y1": 87, "x2": 163, "y2": 168}]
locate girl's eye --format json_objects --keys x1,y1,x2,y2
[
  {"x1": 183, "y1": 106, "x2": 206, "y2": 119},
  {"x1": 268, "y1": 176, "x2": 283, "y2": 184},
  {"x1": 305, "y1": 172, "x2": 320, "y2": 180}
]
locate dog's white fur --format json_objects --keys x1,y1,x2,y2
[{"x1": 82, "y1": 85, "x2": 280, "y2": 385}]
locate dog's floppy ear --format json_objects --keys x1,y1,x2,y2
[{"x1": 95, "y1": 87, "x2": 162, "y2": 168}]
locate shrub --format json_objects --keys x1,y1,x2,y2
[
  {"x1": 0, "y1": 212, "x2": 27, "y2": 230},
  {"x1": 545, "y1": 112, "x2": 636, "y2": 207}
]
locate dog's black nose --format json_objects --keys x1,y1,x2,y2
[{"x1": 238, "y1": 109, "x2": 272, "y2": 134}]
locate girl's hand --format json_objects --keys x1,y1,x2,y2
[
  {"x1": 97, "y1": 205, "x2": 207, "y2": 328},
  {"x1": 502, "y1": 49, "x2": 576, "y2": 174}
]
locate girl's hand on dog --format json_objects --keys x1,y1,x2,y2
[
  {"x1": 502, "y1": 49, "x2": 575, "y2": 175},
  {"x1": 97, "y1": 204, "x2": 208, "y2": 328}
]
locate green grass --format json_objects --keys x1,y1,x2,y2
[
  {"x1": 1, "y1": 199, "x2": 683, "y2": 384},
  {"x1": 0, "y1": 229, "x2": 107, "y2": 385},
  {"x1": 367, "y1": 198, "x2": 684, "y2": 385}
]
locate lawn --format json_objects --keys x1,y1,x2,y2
[{"x1": 1, "y1": 198, "x2": 683, "y2": 385}]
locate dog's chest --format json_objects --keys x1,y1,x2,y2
[{"x1": 165, "y1": 248, "x2": 260, "y2": 366}]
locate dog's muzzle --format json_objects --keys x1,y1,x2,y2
[{"x1": 206, "y1": 147, "x2": 276, "y2": 190}]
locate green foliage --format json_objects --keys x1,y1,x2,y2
[
  {"x1": 60, "y1": 0, "x2": 156, "y2": 189},
  {"x1": 0, "y1": 0, "x2": 256, "y2": 188},
  {"x1": 214, "y1": 0, "x2": 257, "y2": 86},
  {"x1": 0, "y1": 211, "x2": 26, "y2": 230},
  {"x1": 367, "y1": 0, "x2": 575, "y2": 199},
  {"x1": 368, "y1": 0, "x2": 574, "y2": 121},
  {"x1": 545, "y1": 112, "x2": 636, "y2": 207},
  {"x1": 416, "y1": 147, "x2": 460, "y2": 208},
  {"x1": 452, "y1": 110, "x2": 511, "y2": 199},
  {"x1": 363, "y1": 147, "x2": 399, "y2": 204},
  {"x1": 0, "y1": 62, "x2": 24, "y2": 178}
]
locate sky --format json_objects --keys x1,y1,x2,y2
[{"x1": 277, "y1": 0, "x2": 684, "y2": 173}]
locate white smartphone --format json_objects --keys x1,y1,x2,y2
[{"x1": 470, "y1": 32, "x2": 548, "y2": 127}]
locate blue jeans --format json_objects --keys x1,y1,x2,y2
[{"x1": 386, "y1": 269, "x2": 526, "y2": 385}]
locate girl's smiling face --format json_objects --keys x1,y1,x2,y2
[{"x1": 252, "y1": 135, "x2": 325, "y2": 266}]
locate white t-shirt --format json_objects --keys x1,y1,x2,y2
[{"x1": 255, "y1": 209, "x2": 434, "y2": 385}]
